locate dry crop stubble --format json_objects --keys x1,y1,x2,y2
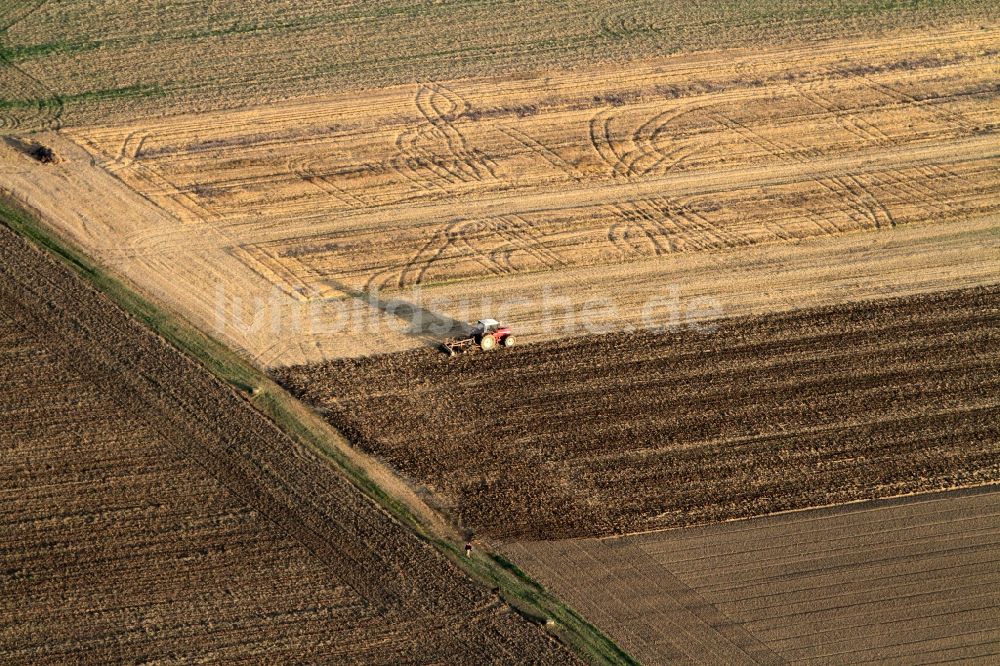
[
  {"x1": 2, "y1": 26, "x2": 996, "y2": 365},
  {"x1": 1, "y1": 0, "x2": 997, "y2": 128}
]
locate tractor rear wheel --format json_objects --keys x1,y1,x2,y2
[
  {"x1": 502, "y1": 335, "x2": 516, "y2": 348},
  {"x1": 479, "y1": 334, "x2": 496, "y2": 351}
]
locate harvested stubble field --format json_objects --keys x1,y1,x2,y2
[
  {"x1": 507, "y1": 487, "x2": 1000, "y2": 665},
  {"x1": 276, "y1": 286, "x2": 1000, "y2": 542},
  {"x1": 4, "y1": 25, "x2": 997, "y2": 364},
  {"x1": 0, "y1": 222, "x2": 575, "y2": 663},
  {"x1": 1, "y1": 0, "x2": 997, "y2": 130}
]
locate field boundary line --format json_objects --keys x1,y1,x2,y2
[
  {"x1": 0, "y1": 193, "x2": 639, "y2": 666},
  {"x1": 594, "y1": 482, "x2": 1000, "y2": 544}
]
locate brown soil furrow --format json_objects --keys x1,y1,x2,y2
[
  {"x1": 0, "y1": 222, "x2": 575, "y2": 663},
  {"x1": 276, "y1": 286, "x2": 1000, "y2": 541}
]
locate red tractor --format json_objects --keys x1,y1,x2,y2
[{"x1": 442, "y1": 319, "x2": 515, "y2": 356}]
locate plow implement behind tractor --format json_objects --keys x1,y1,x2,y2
[{"x1": 442, "y1": 319, "x2": 516, "y2": 357}]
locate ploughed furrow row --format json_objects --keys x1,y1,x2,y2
[
  {"x1": 0, "y1": 222, "x2": 575, "y2": 663},
  {"x1": 276, "y1": 285, "x2": 1000, "y2": 541}
]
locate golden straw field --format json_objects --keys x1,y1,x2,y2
[{"x1": 3, "y1": 26, "x2": 997, "y2": 364}]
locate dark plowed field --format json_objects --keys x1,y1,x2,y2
[
  {"x1": 0, "y1": 223, "x2": 574, "y2": 663},
  {"x1": 277, "y1": 286, "x2": 1000, "y2": 541}
]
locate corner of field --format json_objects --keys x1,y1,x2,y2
[{"x1": 0, "y1": 194, "x2": 639, "y2": 666}]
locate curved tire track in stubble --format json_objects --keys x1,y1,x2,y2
[
  {"x1": 87, "y1": 129, "x2": 223, "y2": 230},
  {"x1": 498, "y1": 126, "x2": 583, "y2": 183},
  {"x1": 489, "y1": 214, "x2": 567, "y2": 273},
  {"x1": 587, "y1": 65, "x2": 948, "y2": 254},
  {"x1": 376, "y1": 85, "x2": 576, "y2": 292},
  {"x1": 589, "y1": 102, "x2": 756, "y2": 257},
  {"x1": 754, "y1": 59, "x2": 978, "y2": 228},
  {"x1": 510, "y1": 100, "x2": 737, "y2": 261},
  {"x1": 288, "y1": 154, "x2": 370, "y2": 210},
  {"x1": 710, "y1": 110, "x2": 896, "y2": 231},
  {"x1": 84, "y1": 131, "x2": 331, "y2": 307},
  {"x1": 417, "y1": 83, "x2": 499, "y2": 181},
  {"x1": 391, "y1": 83, "x2": 499, "y2": 197},
  {"x1": 392, "y1": 124, "x2": 464, "y2": 195},
  {"x1": 366, "y1": 214, "x2": 566, "y2": 293},
  {"x1": 367, "y1": 89, "x2": 575, "y2": 295},
  {"x1": 591, "y1": 4, "x2": 666, "y2": 43},
  {"x1": 791, "y1": 75, "x2": 961, "y2": 221},
  {"x1": 364, "y1": 219, "x2": 495, "y2": 293},
  {"x1": 620, "y1": 106, "x2": 707, "y2": 179},
  {"x1": 607, "y1": 196, "x2": 754, "y2": 256},
  {"x1": 588, "y1": 101, "x2": 711, "y2": 180}
]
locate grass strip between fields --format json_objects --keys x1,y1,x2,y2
[{"x1": 0, "y1": 195, "x2": 639, "y2": 666}]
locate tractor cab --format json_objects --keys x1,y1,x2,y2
[{"x1": 472, "y1": 319, "x2": 502, "y2": 335}]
